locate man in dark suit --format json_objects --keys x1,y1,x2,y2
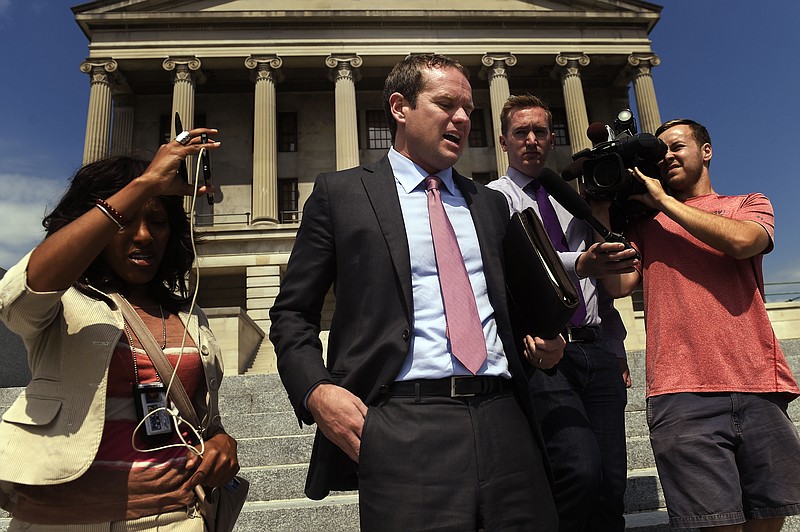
[{"x1": 269, "y1": 54, "x2": 563, "y2": 531}]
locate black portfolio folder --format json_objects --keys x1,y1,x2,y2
[{"x1": 504, "y1": 207, "x2": 579, "y2": 339}]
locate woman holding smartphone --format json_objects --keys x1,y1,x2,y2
[{"x1": 0, "y1": 129, "x2": 238, "y2": 531}]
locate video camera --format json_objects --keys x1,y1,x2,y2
[
  {"x1": 571, "y1": 109, "x2": 667, "y2": 202},
  {"x1": 560, "y1": 110, "x2": 666, "y2": 230}
]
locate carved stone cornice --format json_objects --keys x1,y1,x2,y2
[
  {"x1": 326, "y1": 54, "x2": 363, "y2": 83},
  {"x1": 79, "y1": 58, "x2": 131, "y2": 93},
  {"x1": 79, "y1": 58, "x2": 118, "y2": 85},
  {"x1": 627, "y1": 53, "x2": 661, "y2": 77},
  {"x1": 555, "y1": 53, "x2": 590, "y2": 77},
  {"x1": 479, "y1": 53, "x2": 517, "y2": 82},
  {"x1": 162, "y1": 57, "x2": 206, "y2": 85},
  {"x1": 245, "y1": 55, "x2": 284, "y2": 84}
]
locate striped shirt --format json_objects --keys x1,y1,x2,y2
[{"x1": 13, "y1": 307, "x2": 204, "y2": 524}]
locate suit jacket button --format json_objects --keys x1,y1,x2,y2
[{"x1": 402, "y1": 329, "x2": 410, "y2": 340}]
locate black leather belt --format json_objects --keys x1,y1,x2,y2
[
  {"x1": 387, "y1": 376, "x2": 512, "y2": 398},
  {"x1": 562, "y1": 325, "x2": 601, "y2": 344}
]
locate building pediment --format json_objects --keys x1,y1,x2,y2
[
  {"x1": 72, "y1": 0, "x2": 661, "y2": 42},
  {"x1": 75, "y1": 0, "x2": 661, "y2": 13},
  {"x1": 74, "y1": 0, "x2": 662, "y2": 32},
  {"x1": 72, "y1": 0, "x2": 662, "y2": 83}
]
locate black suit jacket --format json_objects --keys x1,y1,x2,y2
[{"x1": 269, "y1": 155, "x2": 549, "y2": 499}]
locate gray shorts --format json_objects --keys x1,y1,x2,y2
[{"x1": 647, "y1": 392, "x2": 800, "y2": 528}]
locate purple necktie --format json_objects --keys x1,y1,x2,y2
[
  {"x1": 426, "y1": 176, "x2": 488, "y2": 374},
  {"x1": 529, "y1": 180, "x2": 587, "y2": 326}
]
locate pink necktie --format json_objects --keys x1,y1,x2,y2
[{"x1": 426, "y1": 176, "x2": 488, "y2": 374}]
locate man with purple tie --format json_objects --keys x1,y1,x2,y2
[
  {"x1": 270, "y1": 56, "x2": 563, "y2": 531},
  {"x1": 488, "y1": 94, "x2": 638, "y2": 532}
]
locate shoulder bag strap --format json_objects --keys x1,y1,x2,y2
[{"x1": 110, "y1": 292, "x2": 201, "y2": 429}]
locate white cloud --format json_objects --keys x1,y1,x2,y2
[
  {"x1": 0, "y1": 0, "x2": 10, "y2": 16},
  {"x1": 0, "y1": 172, "x2": 65, "y2": 269}
]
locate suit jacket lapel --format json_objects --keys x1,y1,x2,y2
[{"x1": 361, "y1": 156, "x2": 413, "y2": 317}]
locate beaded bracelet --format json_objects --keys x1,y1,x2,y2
[{"x1": 95, "y1": 198, "x2": 128, "y2": 230}]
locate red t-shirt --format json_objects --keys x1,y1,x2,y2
[{"x1": 627, "y1": 193, "x2": 798, "y2": 398}]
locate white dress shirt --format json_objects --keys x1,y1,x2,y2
[{"x1": 389, "y1": 148, "x2": 511, "y2": 380}]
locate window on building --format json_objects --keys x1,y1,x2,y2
[
  {"x1": 366, "y1": 110, "x2": 392, "y2": 150},
  {"x1": 551, "y1": 108, "x2": 569, "y2": 146},
  {"x1": 278, "y1": 178, "x2": 300, "y2": 223},
  {"x1": 468, "y1": 109, "x2": 488, "y2": 148},
  {"x1": 278, "y1": 112, "x2": 298, "y2": 152},
  {"x1": 159, "y1": 115, "x2": 171, "y2": 146}
]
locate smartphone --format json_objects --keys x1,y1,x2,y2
[
  {"x1": 200, "y1": 133, "x2": 215, "y2": 205},
  {"x1": 174, "y1": 112, "x2": 189, "y2": 182}
]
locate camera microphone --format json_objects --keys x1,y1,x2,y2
[
  {"x1": 537, "y1": 168, "x2": 632, "y2": 248},
  {"x1": 586, "y1": 122, "x2": 612, "y2": 146},
  {"x1": 538, "y1": 169, "x2": 593, "y2": 221},
  {"x1": 561, "y1": 157, "x2": 587, "y2": 182}
]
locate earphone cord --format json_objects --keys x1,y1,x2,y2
[{"x1": 131, "y1": 151, "x2": 208, "y2": 457}]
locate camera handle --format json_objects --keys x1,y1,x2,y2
[
  {"x1": 537, "y1": 168, "x2": 641, "y2": 259},
  {"x1": 581, "y1": 215, "x2": 637, "y2": 253},
  {"x1": 601, "y1": 229, "x2": 640, "y2": 260}
]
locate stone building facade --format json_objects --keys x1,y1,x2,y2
[{"x1": 72, "y1": 0, "x2": 666, "y2": 372}]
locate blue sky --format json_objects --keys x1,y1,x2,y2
[{"x1": 0, "y1": 1, "x2": 798, "y2": 300}]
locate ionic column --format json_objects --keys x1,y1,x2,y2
[
  {"x1": 110, "y1": 94, "x2": 135, "y2": 156},
  {"x1": 481, "y1": 53, "x2": 517, "y2": 178},
  {"x1": 555, "y1": 53, "x2": 592, "y2": 154},
  {"x1": 628, "y1": 54, "x2": 662, "y2": 134},
  {"x1": 326, "y1": 55, "x2": 362, "y2": 171},
  {"x1": 80, "y1": 58, "x2": 117, "y2": 164},
  {"x1": 245, "y1": 55, "x2": 283, "y2": 224},
  {"x1": 163, "y1": 57, "x2": 204, "y2": 197}
]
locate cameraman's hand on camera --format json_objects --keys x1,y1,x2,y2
[
  {"x1": 576, "y1": 242, "x2": 638, "y2": 278},
  {"x1": 629, "y1": 166, "x2": 670, "y2": 211}
]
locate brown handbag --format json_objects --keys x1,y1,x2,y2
[{"x1": 112, "y1": 293, "x2": 249, "y2": 532}]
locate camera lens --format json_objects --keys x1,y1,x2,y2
[{"x1": 591, "y1": 159, "x2": 624, "y2": 188}]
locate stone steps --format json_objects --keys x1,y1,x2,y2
[
  {"x1": 246, "y1": 337, "x2": 277, "y2": 374},
  {"x1": 235, "y1": 495, "x2": 360, "y2": 532},
  {"x1": 2, "y1": 342, "x2": 800, "y2": 531}
]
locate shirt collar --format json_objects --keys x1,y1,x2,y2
[
  {"x1": 389, "y1": 147, "x2": 455, "y2": 194},
  {"x1": 506, "y1": 166, "x2": 539, "y2": 191}
]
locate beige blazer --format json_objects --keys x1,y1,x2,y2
[{"x1": 0, "y1": 252, "x2": 225, "y2": 487}]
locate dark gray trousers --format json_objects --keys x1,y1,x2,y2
[{"x1": 358, "y1": 390, "x2": 558, "y2": 532}]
